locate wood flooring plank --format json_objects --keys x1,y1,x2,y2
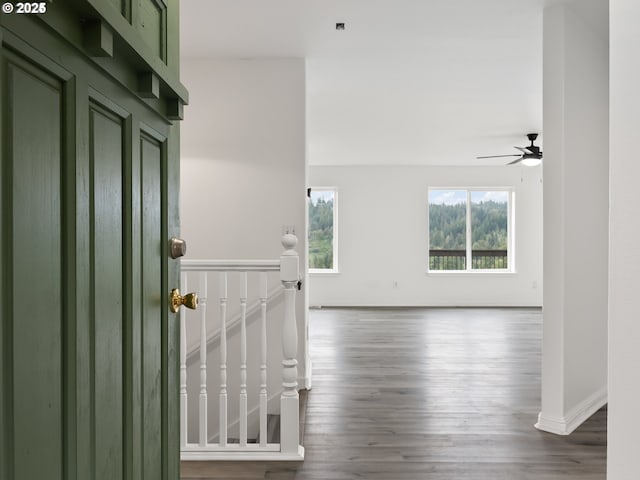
[{"x1": 181, "y1": 307, "x2": 606, "y2": 479}]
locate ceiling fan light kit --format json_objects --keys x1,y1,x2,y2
[
  {"x1": 521, "y1": 155, "x2": 542, "y2": 167},
  {"x1": 477, "y1": 133, "x2": 543, "y2": 166}
]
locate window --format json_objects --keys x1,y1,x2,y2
[
  {"x1": 308, "y1": 188, "x2": 338, "y2": 273},
  {"x1": 428, "y1": 188, "x2": 513, "y2": 272}
]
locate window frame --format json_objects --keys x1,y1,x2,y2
[
  {"x1": 427, "y1": 187, "x2": 515, "y2": 274},
  {"x1": 308, "y1": 186, "x2": 339, "y2": 275}
]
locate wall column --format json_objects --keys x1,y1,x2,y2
[
  {"x1": 609, "y1": 0, "x2": 640, "y2": 477},
  {"x1": 538, "y1": 2, "x2": 608, "y2": 435}
]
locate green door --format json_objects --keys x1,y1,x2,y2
[{"x1": 0, "y1": 2, "x2": 187, "y2": 479}]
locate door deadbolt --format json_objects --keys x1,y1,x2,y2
[
  {"x1": 169, "y1": 237, "x2": 187, "y2": 259},
  {"x1": 170, "y1": 288, "x2": 198, "y2": 313}
]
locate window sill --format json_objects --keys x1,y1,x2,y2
[
  {"x1": 309, "y1": 269, "x2": 340, "y2": 276},
  {"x1": 426, "y1": 270, "x2": 517, "y2": 277}
]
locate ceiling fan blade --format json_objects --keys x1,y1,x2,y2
[
  {"x1": 507, "y1": 157, "x2": 524, "y2": 165},
  {"x1": 476, "y1": 154, "x2": 522, "y2": 159},
  {"x1": 514, "y1": 146, "x2": 533, "y2": 154}
]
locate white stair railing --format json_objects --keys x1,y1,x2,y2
[{"x1": 179, "y1": 234, "x2": 304, "y2": 461}]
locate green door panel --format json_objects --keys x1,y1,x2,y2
[
  {"x1": 107, "y1": 0, "x2": 126, "y2": 17},
  {"x1": 90, "y1": 102, "x2": 125, "y2": 479},
  {"x1": 7, "y1": 52, "x2": 64, "y2": 480},
  {"x1": 137, "y1": 0, "x2": 164, "y2": 60},
  {"x1": 141, "y1": 132, "x2": 163, "y2": 480}
]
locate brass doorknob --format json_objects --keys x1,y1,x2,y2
[{"x1": 170, "y1": 288, "x2": 198, "y2": 313}]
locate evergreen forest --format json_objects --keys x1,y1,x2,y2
[
  {"x1": 308, "y1": 197, "x2": 334, "y2": 269},
  {"x1": 429, "y1": 200, "x2": 508, "y2": 250},
  {"x1": 429, "y1": 199, "x2": 508, "y2": 270}
]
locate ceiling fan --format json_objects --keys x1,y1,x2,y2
[{"x1": 477, "y1": 133, "x2": 543, "y2": 166}]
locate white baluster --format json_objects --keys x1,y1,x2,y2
[
  {"x1": 219, "y1": 272, "x2": 228, "y2": 447},
  {"x1": 259, "y1": 272, "x2": 268, "y2": 447},
  {"x1": 239, "y1": 272, "x2": 248, "y2": 447},
  {"x1": 180, "y1": 271, "x2": 188, "y2": 448},
  {"x1": 279, "y1": 233, "x2": 300, "y2": 454},
  {"x1": 198, "y1": 272, "x2": 208, "y2": 447}
]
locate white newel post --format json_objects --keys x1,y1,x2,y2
[{"x1": 279, "y1": 233, "x2": 299, "y2": 454}]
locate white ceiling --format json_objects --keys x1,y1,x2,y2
[{"x1": 179, "y1": 1, "x2": 563, "y2": 166}]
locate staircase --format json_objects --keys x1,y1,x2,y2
[{"x1": 179, "y1": 234, "x2": 305, "y2": 462}]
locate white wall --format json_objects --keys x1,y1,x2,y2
[
  {"x1": 609, "y1": 0, "x2": 640, "y2": 477},
  {"x1": 537, "y1": 2, "x2": 609, "y2": 436},
  {"x1": 308, "y1": 165, "x2": 543, "y2": 307},
  {"x1": 180, "y1": 58, "x2": 309, "y2": 385},
  {"x1": 180, "y1": 58, "x2": 306, "y2": 259}
]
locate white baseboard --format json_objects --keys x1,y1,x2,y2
[
  {"x1": 181, "y1": 444, "x2": 305, "y2": 462},
  {"x1": 535, "y1": 386, "x2": 607, "y2": 435}
]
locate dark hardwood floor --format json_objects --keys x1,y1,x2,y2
[{"x1": 181, "y1": 307, "x2": 606, "y2": 479}]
